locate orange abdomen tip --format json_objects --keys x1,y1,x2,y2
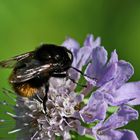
[{"x1": 13, "y1": 83, "x2": 38, "y2": 97}]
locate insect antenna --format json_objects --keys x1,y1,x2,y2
[
  {"x1": 70, "y1": 66, "x2": 96, "y2": 80},
  {"x1": 67, "y1": 75, "x2": 87, "y2": 88},
  {"x1": 68, "y1": 66, "x2": 97, "y2": 88}
]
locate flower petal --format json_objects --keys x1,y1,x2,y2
[
  {"x1": 118, "y1": 130, "x2": 138, "y2": 140},
  {"x1": 100, "y1": 60, "x2": 134, "y2": 92},
  {"x1": 75, "y1": 120, "x2": 86, "y2": 135},
  {"x1": 93, "y1": 129, "x2": 138, "y2": 140},
  {"x1": 84, "y1": 34, "x2": 101, "y2": 48},
  {"x1": 62, "y1": 37, "x2": 80, "y2": 52},
  {"x1": 115, "y1": 61, "x2": 134, "y2": 88},
  {"x1": 79, "y1": 91, "x2": 108, "y2": 123},
  {"x1": 62, "y1": 37, "x2": 80, "y2": 67},
  {"x1": 91, "y1": 47, "x2": 108, "y2": 76},
  {"x1": 108, "y1": 50, "x2": 118, "y2": 65},
  {"x1": 76, "y1": 46, "x2": 92, "y2": 69},
  {"x1": 113, "y1": 82, "x2": 140, "y2": 105},
  {"x1": 97, "y1": 63, "x2": 117, "y2": 87},
  {"x1": 97, "y1": 50, "x2": 118, "y2": 86},
  {"x1": 104, "y1": 93, "x2": 133, "y2": 106},
  {"x1": 85, "y1": 63, "x2": 96, "y2": 86},
  {"x1": 102, "y1": 105, "x2": 138, "y2": 130},
  {"x1": 85, "y1": 47, "x2": 108, "y2": 85}
]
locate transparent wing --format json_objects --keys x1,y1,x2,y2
[
  {"x1": 10, "y1": 64, "x2": 52, "y2": 83},
  {"x1": 0, "y1": 51, "x2": 34, "y2": 68}
]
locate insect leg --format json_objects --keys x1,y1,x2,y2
[
  {"x1": 52, "y1": 73, "x2": 87, "y2": 88},
  {"x1": 43, "y1": 83, "x2": 49, "y2": 113},
  {"x1": 71, "y1": 66, "x2": 97, "y2": 81},
  {"x1": 66, "y1": 75, "x2": 87, "y2": 88},
  {"x1": 51, "y1": 73, "x2": 67, "y2": 78}
]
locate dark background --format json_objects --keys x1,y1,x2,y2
[{"x1": 0, "y1": 0, "x2": 140, "y2": 139}]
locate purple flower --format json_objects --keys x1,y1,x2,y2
[
  {"x1": 80, "y1": 91, "x2": 108, "y2": 123},
  {"x1": 62, "y1": 34, "x2": 101, "y2": 70},
  {"x1": 85, "y1": 45, "x2": 140, "y2": 105},
  {"x1": 85, "y1": 48, "x2": 118, "y2": 87},
  {"x1": 113, "y1": 81, "x2": 140, "y2": 105},
  {"x1": 11, "y1": 78, "x2": 85, "y2": 140},
  {"x1": 92, "y1": 105, "x2": 139, "y2": 140},
  {"x1": 1, "y1": 34, "x2": 139, "y2": 140},
  {"x1": 98, "y1": 59, "x2": 140, "y2": 106},
  {"x1": 62, "y1": 35, "x2": 101, "y2": 82},
  {"x1": 80, "y1": 45, "x2": 140, "y2": 123}
]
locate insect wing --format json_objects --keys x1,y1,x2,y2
[
  {"x1": 0, "y1": 51, "x2": 34, "y2": 68},
  {"x1": 10, "y1": 64, "x2": 52, "y2": 83}
]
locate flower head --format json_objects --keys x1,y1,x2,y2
[
  {"x1": 10, "y1": 78, "x2": 85, "y2": 140},
  {"x1": 1, "y1": 34, "x2": 140, "y2": 140},
  {"x1": 80, "y1": 39, "x2": 140, "y2": 123}
]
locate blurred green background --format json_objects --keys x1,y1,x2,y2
[{"x1": 0, "y1": 0, "x2": 140, "y2": 139}]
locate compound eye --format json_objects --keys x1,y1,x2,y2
[{"x1": 67, "y1": 51, "x2": 73, "y2": 60}]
